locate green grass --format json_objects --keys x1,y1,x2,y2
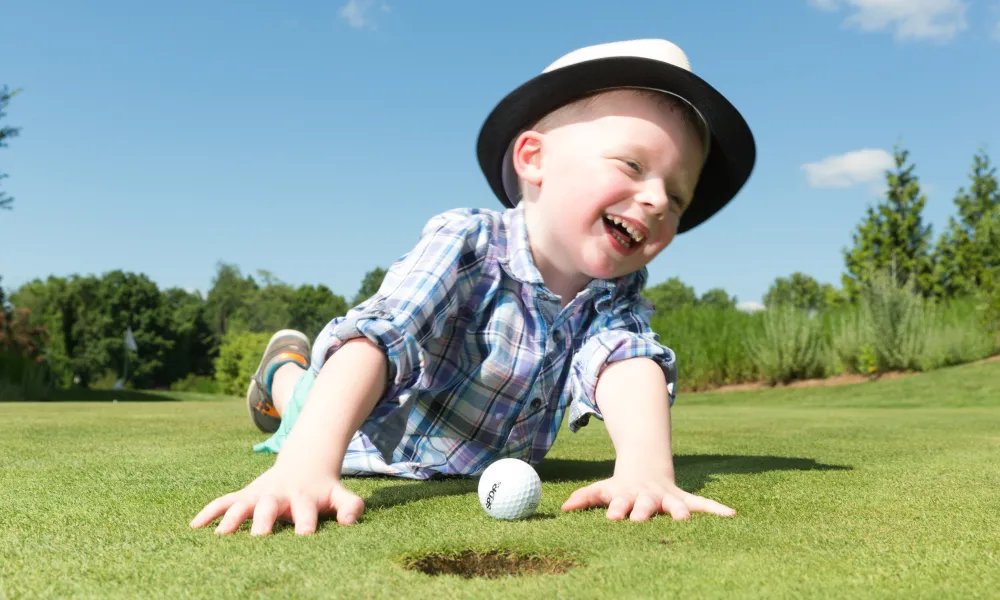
[{"x1": 2, "y1": 361, "x2": 999, "y2": 598}]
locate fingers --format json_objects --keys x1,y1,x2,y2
[
  {"x1": 250, "y1": 495, "x2": 285, "y2": 536},
  {"x1": 661, "y1": 493, "x2": 691, "y2": 521},
  {"x1": 189, "y1": 494, "x2": 236, "y2": 529},
  {"x1": 607, "y1": 494, "x2": 636, "y2": 521},
  {"x1": 561, "y1": 483, "x2": 609, "y2": 512},
  {"x1": 215, "y1": 500, "x2": 257, "y2": 534},
  {"x1": 682, "y1": 492, "x2": 737, "y2": 517},
  {"x1": 291, "y1": 495, "x2": 319, "y2": 536},
  {"x1": 628, "y1": 494, "x2": 660, "y2": 522},
  {"x1": 330, "y1": 488, "x2": 365, "y2": 526}
]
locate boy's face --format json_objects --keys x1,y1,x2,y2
[{"x1": 513, "y1": 90, "x2": 706, "y2": 285}]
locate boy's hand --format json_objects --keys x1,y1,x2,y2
[
  {"x1": 189, "y1": 466, "x2": 364, "y2": 535},
  {"x1": 560, "y1": 470, "x2": 735, "y2": 522}
]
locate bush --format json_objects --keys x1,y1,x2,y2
[
  {"x1": 978, "y1": 267, "x2": 1000, "y2": 352},
  {"x1": 862, "y1": 273, "x2": 932, "y2": 373},
  {"x1": 170, "y1": 373, "x2": 222, "y2": 394},
  {"x1": 828, "y1": 274, "x2": 995, "y2": 376},
  {"x1": 916, "y1": 298, "x2": 992, "y2": 368},
  {"x1": 0, "y1": 350, "x2": 54, "y2": 401},
  {"x1": 746, "y1": 304, "x2": 831, "y2": 385},
  {"x1": 829, "y1": 304, "x2": 874, "y2": 375},
  {"x1": 650, "y1": 272, "x2": 994, "y2": 393},
  {"x1": 214, "y1": 330, "x2": 271, "y2": 396},
  {"x1": 650, "y1": 305, "x2": 762, "y2": 391}
]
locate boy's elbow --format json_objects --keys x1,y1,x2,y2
[{"x1": 321, "y1": 336, "x2": 389, "y2": 384}]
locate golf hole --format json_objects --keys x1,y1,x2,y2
[{"x1": 402, "y1": 549, "x2": 578, "y2": 579}]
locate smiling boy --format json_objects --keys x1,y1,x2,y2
[{"x1": 191, "y1": 38, "x2": 755, "y2": 536}]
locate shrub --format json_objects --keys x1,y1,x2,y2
[
  {"x1": 214, "y1": 330, "x2": 271, "y2": 396},
  {"x1": 0, "y1": 306, "x2": 54, "y2": 401},
  {"x1": 917, "y1": 297, "x2": 996, "y2": 369},
  {"x1": 978, "y1": 267, "x2": 1000, "y2": 352},
  {"x1": 0, "y1": 350, "x2": 54, "y2": 401},
  {"x1": 651, "y1": 304, "x2": 762, "y2": 391},
  {"x1": 861, "y1": 273, "x2": 932, "y2": 373},
  {"x1": 829, "y1": 274, "x2": 995, "y2": 376},
  {"x1": 746, "y1": 304, "x2": 831, "y2": 385},
  {"x1": 830, "y1": 305, "x2": 874, "y2": 375},
  {"x1": 170, "y1": 373, "x2": 222, "y2": 394}
]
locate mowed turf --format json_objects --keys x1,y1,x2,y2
[{"x1": 2, "y1": 360, "x2": 999, "y2": 599}]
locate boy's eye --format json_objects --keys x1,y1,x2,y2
[
  {"x1": 622, "y1": 159, "x2": 642, "y2": 174},
  {"x1": 669, "y1": 194, "x2": 688, "y2": 214}
]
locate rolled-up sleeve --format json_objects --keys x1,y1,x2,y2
[
  {"x1": 313, "y1": 209, "x2": 490, "y2": 400},
  {"x1": 566, "y1": 293, "x2": 677, "y2": 432}
]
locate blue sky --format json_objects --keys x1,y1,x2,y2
[{"x1": 3, "y1": 0, "x2": 999, "y2": 309}]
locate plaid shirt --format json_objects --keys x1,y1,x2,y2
[{"x1": 255, "y1": 203, "x2": 677, "y2": 479}]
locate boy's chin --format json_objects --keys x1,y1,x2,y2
[{"x1": 580, "y1": 256, "x2": 643, "y2": 281}]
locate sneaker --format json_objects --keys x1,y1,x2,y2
[{"x1": 246, "y1": 329, "x2": 312, "y2": 433}]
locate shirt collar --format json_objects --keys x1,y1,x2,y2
[{"x1": 499, "y1": 202, "x2": 545, "y2": 286}]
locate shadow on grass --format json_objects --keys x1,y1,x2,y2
[
  {"x1": 47, "y1": 388, "x2": 180, "y2": 402},
  {"x1": 364, "y1": 478, "x2": 479, "y2": 511},
  {"x1": 536, "y1": 454, "x2": 853, "y2": 493},
  {"x1": 357, "y1": 454, "x2": 852, "y2": 515}
]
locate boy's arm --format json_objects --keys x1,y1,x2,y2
[
  {"x1": 272, "y1": 337, "x2": 386, "y2": 480},
  {"x1": 560, "y1": 286, "x2": 735, "y2": 521},
  {"x1": 594, "y1": 357, "x2": 675, "y2": 482},
  {"x1": 191, "y1": 337, "x2": 387, "y2": 535},
  {"x1": 191, "y1": 209, "x2": 493, "y2": 536}
]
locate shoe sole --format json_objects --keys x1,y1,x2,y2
[{"x1": 246, "y1": 329, "x2": 311, "y2": 433}]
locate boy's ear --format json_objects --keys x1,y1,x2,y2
[{"x1": 511, "y1": 130, "x2": 544, "y2": 187}]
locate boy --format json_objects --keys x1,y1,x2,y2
[{"x1": 190, "y1": 38, "x2": 756, "y2": 536}]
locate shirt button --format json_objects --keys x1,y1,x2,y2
[{"x1": 530, "y1": 398, "x2": 543, "y2": 410}]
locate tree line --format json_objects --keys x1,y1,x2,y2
[
  {"x1": 1, "y1": 264, "x2": 387, "y2": 390},
  {"x1": 1, "y1": 84, "x2": 998, "y2": 393}
]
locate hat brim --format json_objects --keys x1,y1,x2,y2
[{"x1": 476, "y1": 56, "x2": 756, "y2": 234}]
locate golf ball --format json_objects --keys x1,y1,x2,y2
[{"x1": 477, "y1": 458, "x2": 542, "y2": 520}]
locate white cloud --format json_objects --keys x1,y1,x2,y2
[
  {"x1": 339, "y1": 0, "x2": 390, "y2": 30},
  {"x1": 810, "y1": 0, "x2": 968, "y2": 42},
  {"x1": 737, "y1": 301, "x2": 766, "y2": 313},
  {"x1": 801, "y1": 148, "x2": 895, "y2": 190}
]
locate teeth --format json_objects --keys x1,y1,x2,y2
[{"x1": 605, "y1": 215, "x2": 645, "y2": 243}]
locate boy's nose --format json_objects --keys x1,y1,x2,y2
[{"x1": 636, "y1": 183, "x2": 669, "y2": 219}]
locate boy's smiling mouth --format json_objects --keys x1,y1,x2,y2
[{"x1": 601, "y1": 213, "x2": 648, "y2": 254}]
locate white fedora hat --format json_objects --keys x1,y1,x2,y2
[{"x1": 476, "y1": 39, "x2": 756, "y2": 234}]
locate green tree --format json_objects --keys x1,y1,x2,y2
[
  {"x1": 60, "y1": 274, "x2": 113, "y2": 388},
  {"x1": 933, "y1": 147, "x2": 1000, "y2": 298},
  {"x1": 763, "y1": 272, "x2": 835, "y2": 311},
  {"x1": 161, "y1": 287, "x2": 214, "y2": 385},
  {"x1": 10, "y1": 276, "x2": 73, "y2": 385},
  {"x1": 100, "y1": 270, "x2": 175, "y2": 388},
  {"x1": 642, "y1": 277, "x2": 699, "y2": 314},
  {"x1": 821, "y1": 283, "x2": 849, "y2": 311},
  {"x1": 204, "y1": 262, "x2": 259, "y2": 341},
  {"x1": 12, "y1": 272, "x2": 177, "y2": 388},
  {"x1": 231, "y1": 269, "x2": 293, "y2": 334},
  {"x1": 290, "y1": 283, "x2": 349, "y2": 338},
  {"x1": 699, "y1": 287, "x2": 736, "y2": 309},
  {"x1": 352, "y1": 267, "x2": 388, "y2": 306},
  {"x1": 0, "y1": 85, "x2": 21, "y2": 212},
  {"x1": 842, "y1": 146, "x2": 935, "y2": 299}
]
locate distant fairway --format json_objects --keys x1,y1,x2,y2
[{"x1": 2, "y1": 359, "x2": 999, "y2": 599}]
